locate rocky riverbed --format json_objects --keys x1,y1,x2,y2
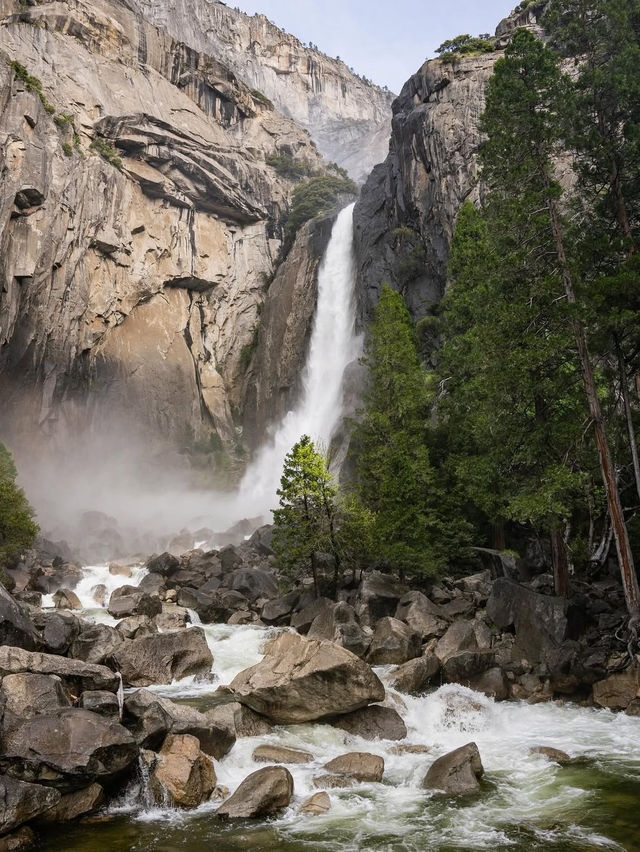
[{"x1": 0, "y1": 529, "x2": 639, "y2": 850}]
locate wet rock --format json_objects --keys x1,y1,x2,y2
[
  {"x1": 1, "y1": 674, "x2": 70, "y2": 732},
  {"x1": 366, "y1": 617, "x2": 421, "y2": 665},
  {"x1": 0, "y1": 776, "x2": 60, "y2": 836},
  {"x1": 355, "y1": 572, "x2": 408, "y2": 628},
  {"x1": 52, "y1": 589, "x2": 82, "y2": 611},
  {"x1": 113, "y1": 628, "x2": 213, "y2": 687},
  {"x1": 78, "y1": 691, "x2": 120, "y2": 717},
  {"x1": 330, "y1": 705, "x2": 407, "y2": 741},
  {"x1": 154, "y1": 606, "x2": 190, "y2": 632},
  {"x1": 69, "y1": 624, "x2": 123, "y2": 667},
  {"x1": 145, "y1": 553, "x2": 180, "y2": 577},
  {"x1": 225, "y1": 569, "x2": 278, "y2": 602},
  {"x1": 1, "y1": 709, "x2": 138, "y2": 791},
  {"x1": 228, "y1": 702, "x2": 274, "y2": 738},
  {"x1": 151, "y1": 734, "x2": 216, "y2": 809},
  {"x1": 219, "y1": 546, "x2": 242, "y2": 574},
  {"x1": 227, "y1": 610, "x2": 262, "y2": 626},
  {"x1": 626, "y1": 698, "x2": 640, "y2": 717},
  {"x1": 388, "y1": 653, "x2": 440, "y2": 694},
  {"x1": 530, "y1": 746, "x2": 572, "y2": 764},
  {"x1": 312, "y1": 774, "x2": 356, "y2": 788},
  {"x1": 442, "y1": 651, "x2": 496, "y2": 685},
  {"x1": 422, "y1": 742, "x2": 484, "y2": 796},
  {"x1": 216, "y1": 766, "x2": 294, "y2": 819},
  {"x1": 300, "y1": 791, "x2": 331, "y2": 815},
  {"x1": 0, "y1": 826, "x2": 36, "y2": 850},
  {"x1": 323, "y1": 752, "x2": 384, "y2": 782},
  {"x1": 31, "y1": 611, "x2": 80, "y2": 655},
  {"x1": 229, "y1": 632, "x2": 385, "y2": 724},
  {"x1": 0, "y1": 587, "x2": 38, "y2": 651},
  {"x1": 0, "y1": 646, "x2": 119, "y2": 692},
  {"x1": 389, "y1": 744, "x2": 431, "y2": 755},
  {"x1": 261, "y1": 592, "x2": 299, "y2": 624},
  {"x1": 307, "y1": 601, "x2": 372, "y2": 658},
  {"x1": 435, "y1": 621, "x2": 478, "y2": 664},
  {"x1": 593, "y1": 665, "x2": 640, "y2": 711},
  {"x1": 37, "y1": 783, "x2": 105, "y2": 822},
  {"x1": 248, "y1": 526, "x2": 275, "y2": 557},
  {"x1": 107, "y1": 586, "x2": 162, "y2": 620},
  {"x1": 466, "y1": 667, "x2": 510, "y2": 701},
  {"x1": 108, "y1": 564, "x2": 133, "y2": 578},
  {"x1": 115, "y1": 616, "x2": 158, "y2": 641},
  {"x1": 91, "y1": 585, "x2": 108, "y2": 607},
  {"x1": 395, "y1": 591, "x2": 447, "y2": 641},
  {"x1": 252, "y1": 745, "x2": 313, "y2": 765},
  {"x1": 138, "y1": 574, "x2": 166, "y2": 598},
  {"x1": 291, "y1": 597, "x2": 334, "y2": 634}
]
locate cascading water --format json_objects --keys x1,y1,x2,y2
[{"x1": 234, "y1": 202, "x2": 361, "y2": 522}]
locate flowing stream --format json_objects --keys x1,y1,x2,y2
[
  {"x1": 40, "y1": 564, "x2": 640, "y2": 852},
  {"x1": 233, "y1": 202, "x2": 362, "y2": 522}
]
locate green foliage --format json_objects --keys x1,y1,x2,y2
[
  {"x1": 282, "y1": 175, "x2": 357, "y2": 254},
  {"x1": 54, "y1": 112, "x2": 74, "y2": 129},
  {"x1": 250, "y1": 88, "x2": 274, "y2": 109},
  {"x1": 8, "y1": 60, "x2": 55, "y2": 113},
  {"x1": 435, "y1": 33, "x2": 495, "y2": 62},
  {"x1": 273, "y1": 436, "x2": 375, "y2": 596},
  {"x1": 61, "y1": 141, "x2": 73, "y2": 157},
  {"x1": 353, "y1": 286, "x2": 472, "y2": 578},
  {"x1": 90, "y1": 136, "x2": 123, "y2": 170},
  {"x1": 265, "y1": 154, "x2": 314, "y2": 180},
  {"x1": 0, "y1": 442, "x2": 38, "y2": 570},
  {"x1": 239, "y1": 324, "x2": 260, "y2": 371}
]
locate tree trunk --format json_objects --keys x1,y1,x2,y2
[
  {"x1": 615, "y1": 335, "x2": 640, "y2": 501},
  {"x1": 492, "y1": 519, "x2": 506, "y2": 551},
  {"x1": 545, "y1": 189, "x2": 640, "y2": 617},
  {"x1": 551, "y1": 529, "x2": 569, "y2": 598}
]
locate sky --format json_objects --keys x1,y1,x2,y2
[{"x1": 232, "y1": 0, "x2": 516, "y2": 93}]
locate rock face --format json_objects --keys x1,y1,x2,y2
[
  {"x1": 0, "y1": 709, "x2": 138, "y2": 791},
  {"x1": 151, "y1": 734, "x2": 216, "y2": 809},
  {"x1": 0, "y1": 776, "x2": 60, "y2": 835},
  {"x1": 112, "y1": 628, "x2": 213, "y2": 687},
  {"x1": 593, "y1": 666, "x2": 640, "y2": 711},
  {"x1": 216, "y1": 766, "x2": 294, "y2": 819},
  {"x1": 229, "y1": 631, "x2": 385, "y2": 724},
  {"x1": 128, "y1": 0, "x2": 394, "y2": 182},
  {"x1": 422, "y1": 742, "x2": 484, "y2": 796},
  {"x1": 0, "y1": 0, "x2": 332, "y2": 465},
  {"x1": 0, "y1": 588, "x2": 38, "y2": 651}
]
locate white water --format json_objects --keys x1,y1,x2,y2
[{"x1": 233, "y1": 203, "x2": 362, "y2": 523}]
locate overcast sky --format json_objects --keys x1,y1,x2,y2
[{"x1": 233, "y1": 0, "x2": 516, "y2": 92}]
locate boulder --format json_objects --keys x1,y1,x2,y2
[
  {"x1": 389, "y1": 744, "x2": 431, "y2": 755},
  {"x1": 355, "y1": 572, "x2": 408, "y2": 627},
  {"x1": 435, "y1": 621, "x2": 478, "y2": 664},
  {"x1": 388, "y1": 654, "x2": 440, "y2": 694},
  {"x1": 442, "y1": 651, "x2": 496, "y2": 685},
  {"x1": 225, "y1": 569, "x2": 278, "y2": 602},
  {"x1": 154, "y1": 606, "x2": 190, "y2": 632},
  {"x1": 216, "y1": 766, "x2": 293, "y2": 819},
  {"x1": 366, "y1": 617, "x2": 421, "y2": 665},
  {"x1": 1, "y1": 674, "x2": 70, "y2": 731},
  {"x1": 300, "y1": 791, "x2": 330, "y2": 815},
  {"x1": 107, "y1": 586, "x2": 162, "y2": 620},
  {"x1": 395, "y1": 591, "x2": 447, "y2": 640},
  {"x1": 0, "y1": 826, "x2": 36, "y2": 850},
  {"x1": 248, "y1": 525, "x2": 275, "y2": 556},
  {"x1": 123, "y1": 690, "x2": 235, "y2": 758},
  {"x1": 219, "y1": 545, "x2": 242, "y2": 574},
  {"x1": 228, "y1": 702, "x2": 274, "y2": 738},
  {"x1": 486, "y1": 578, "x2": 569, "y2": 662},
  {"x1": 145, "y1": 553, "x2": 180, "y2": 577},
  {"x1": 112, "y1": 628, "x2": 213, "y2": 687},
  {"x1": 1, "y1": 709, "x2": 138, "y2": 791},
  {"x1": 312, "y1": 774, "x2": 357, "y2": 789},
  {"x1": 0, "y1": 588, "x2": 38, "y2": 651},
  {"x1": 290, "y1": 598, "x2": 333, "y2": 634},
  {"x1": 307, "y1": 602, "x2": 372, "y2": 658},
  {"x1": 109, "y1": 564, "x2": 133, "y2": 578},
  {"x1": 31, "y1": 611, "x2": 79, "y2": 655},
  {"x1": 91, "y1": 585, "x2": 108, "y2": 607},
  {"x1": 115, "y1": 615, "x2": 158, "y2": 641},
  {"x1": 530, "y1": 746, "x2": 572, "y2": 764},
  {"x1": 466, "y1": 667, "x2": 510, "y2": 701},
  {"x1": 0, "y1": 646, "x2": 118, "y2": 692},
  {"x1": 78, "y1": 691, "x2": 120, "y2": 717},
  {"x1": 138, "y1": 574, "x2": 166, "y2": 598},
  {"x1": 229, "y1": 632, "x2": 385, "y2": 724},
  {"x1": 69, "y1": 624, "x2": 123, "y2": 667},
  {"x1": 227, "y1": 611, "x2": 262, "y2": 626},
  {"x1": 323, "y1": 752, "x2": 384, "y2": 782},
  {"x1": 330, "y1": 705, "x2": 407, "y2": 741},
  {"x1": 252, "y1": 745, "x2": 313, "y2": 765},
  {"x1": 0, "y1": 776, "x2": 60, "y2": 835},
  {"x1": 52, "y1": 589, "x2": 82, "y2": 611},
  {"x1": 260, "y1": 592, "x2": 299, "y2": 624},
  {"x1": 151, "y1": 734, "x2": 216, "y2": 808},
  {"x1": 422, "y1": 742, "x2": 484, "y2": 796},
  {"x1": 37, "y1": 783, "x2": 104, "y2": 822},
  {"x1": 593, "y1": 665, "x2": 640, "y2": 711}
]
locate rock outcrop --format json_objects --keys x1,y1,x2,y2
[{"x1": 216, "y1": 766, "x2": 294, "y2": 819}]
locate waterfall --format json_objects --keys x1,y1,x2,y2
[{"x1": 235, "y1": 203, "x2": 361, "y2": 522}]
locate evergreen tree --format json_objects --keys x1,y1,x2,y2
[
  {"x1": 0, "y1": 442, "x2": 38, "y2": 573},
  {"x1": 354, "y1": 285, "x2": 471, "y2": 579}
]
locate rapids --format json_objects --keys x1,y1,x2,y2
[{"x1": 40, "y1": 565, "x2": 640, "y2": 852}]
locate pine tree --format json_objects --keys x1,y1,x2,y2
[{"x1": 0, "y1": 442, "x2": 38, "y2": 573}]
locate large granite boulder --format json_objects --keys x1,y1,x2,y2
[
  {"x1": 37, "y1": 783, "x2": 105, "y2": 823},
  {"x1": 0, "y1": 588, "x2": 38, "y2": 651},
  {"x1": 107, "y1": 586, "x2": 162, "y2": 620},
  {"x1": 30, "y1": 611, "x2": 79, "y2": 655},
  {"x1": 0, "y1": 674, "x2": 70, "y2": 732},
  {"x1": 435, "y1": 621, "x2": 478, "y2": 664},
  {"x1": 0, "y1": 709, "x2": 138, "y2": 791},
  {"x1": 366, "y1": 617, "x2": 421, "y2": 665},
  {"x1": 0, "y1": 776, "x2": 60, "y2": 836},
  {"x1": 389, "y1": 654, "x2": 440, "y2": 694},
  {"x1": 225, "y1": 569, "x2": 278, "y2": 602},
  {"x1": 151, "y1": 734, "x2": 216, "y2": 808},
  {"x1": 112, "y1": 628, "x2": 213, "y2": 687},
  {"x1": 307, "y1": 601, "x2": 372, "y2": 658},
  {"x1": 593, "y1": 665, "x2": 640, "y2": 711},
  {"x1": 145, "y1": 553, "x2": 180, "y2": 577},
  {"x1": 0, "y1": 647, "x2": 118, "y2": 692},
  {"x1": 330, "y1": 705, "x2": 407, "y2": 741},
  {"x1": 230, "y1": 632, "x2": 385, "y2": 723},
  {"x1": 216, "y1": 766, "x2": 293, "y2": 819},
  {"x1": 69, "y1": 624, "x2": 123, "y2": 667},
  {"x1": 395, "y1": 591, "x2": 448, "y2": 641},
  {"x1": 252, "y1": 745, "x2": 313, "y2": 765},
  {"x1": 354, "y1": 573, "x2": 408, "y2": 628},
  {"x1": 422, "y1": 742, "x2": 484, "y2": 796},
  {"x1": 323, "y1": 752, "x2": 384, "y2": 782}
]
